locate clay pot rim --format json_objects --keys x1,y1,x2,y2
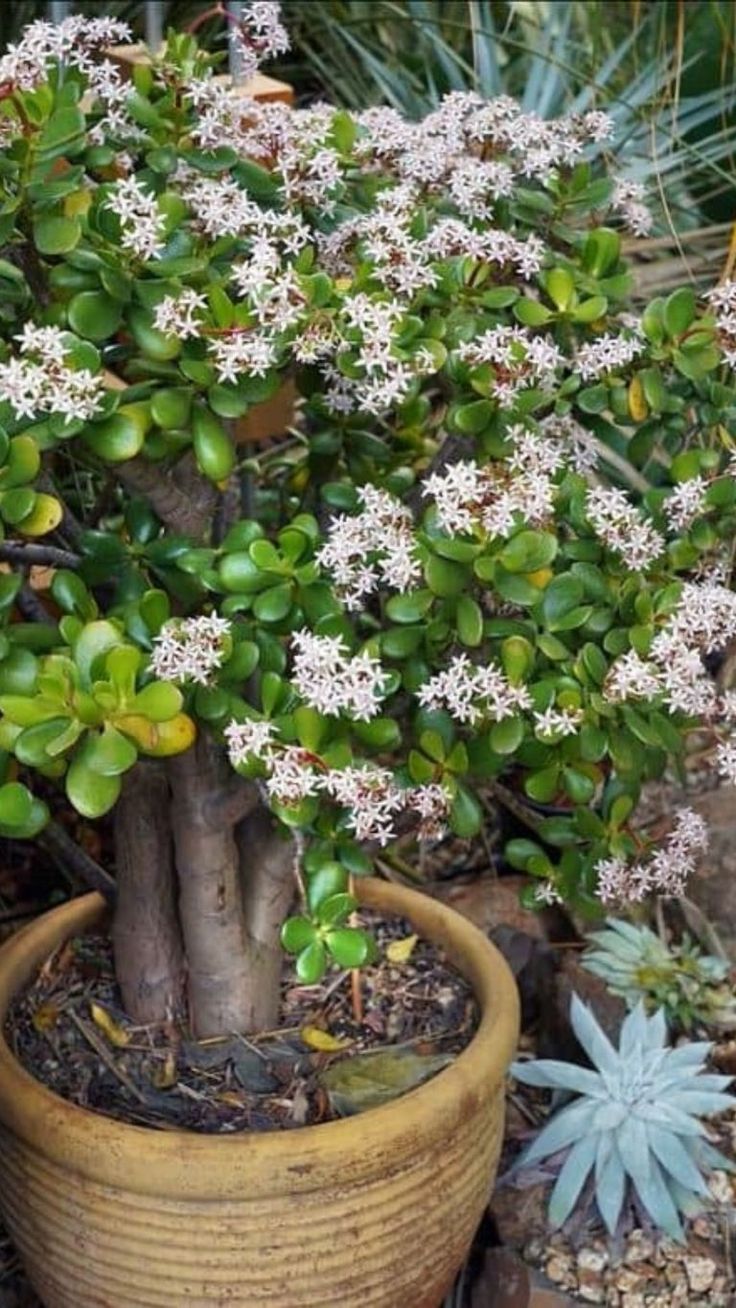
[{"x1": 0, "y1": 876, "x2": 519, "y2": 1200}]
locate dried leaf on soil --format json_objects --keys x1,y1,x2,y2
[
  {"x1": 321, "y1": 1047, "x2": 452, "y2": 1116},
  {"x1": 89, "y1": 1002, "x2": 130, "y2": 1048},
  {"x1": 300, "y1": 1024, "x2": 352, "y2": 1052},
  {"x1": 31, "y1": 1003, "x2": 59, "y2": 1033},
  {"x1": 386, "y1": 933, "x2": 418, "y2": 963}
]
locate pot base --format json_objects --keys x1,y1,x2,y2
[{"x1": 0, "y1": 879, "x2": 519, "y2": 1307}]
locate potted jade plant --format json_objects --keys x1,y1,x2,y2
[{"x1": 0, "y1": 5, "x2": 735, "y2": 1306}]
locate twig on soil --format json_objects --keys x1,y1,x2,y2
[
  {"x1": 349, "y1": 876, "x2": 364, "y2": 1025},
  {"x1": 67, "y1": 1008, "x2": 146, "y2": 1104},
  {"x1": 38, "y1": 821, "x2": 116, "y2": 902},
  {"x1": 506, "y1": 1088, "x2": 542, "y2": 1126}
]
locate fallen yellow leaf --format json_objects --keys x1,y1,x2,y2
[
  {"x1": 386, "y1": 934, "x2": 418, "y2": 964},
  {"x1": 151, "y1": 1050, "x2": 177, "y2": 1089},
  {"x1": 216, "y1": 1090, "x2": 247, "y2": 1108},
  {"x1": 301, "y1": 1025, "x2": 352, "y2": 1052},
  {"x1": 32, "y1": 1002, "x2": 59, "y2": 1033},
  {"x1": 90, "y1": 1002, "x2": 130, "y2": 1048}
]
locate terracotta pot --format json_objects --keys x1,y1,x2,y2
[{"x1": 0, "y1": 878, "x2": 519, "y2": 1308}]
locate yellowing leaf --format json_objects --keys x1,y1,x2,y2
[
  {"x1": 90, "y1": 1001, "x2": 130, "y2": 1048},
  {"x1": 386, "y1": 934, "x2": 419, "y2": 964},
  {"x1": 140, "y1": 713, "x2": 196, "y2": 757},
  {"x1": 32, "y1": 1002, "x2": 59, "y2": 1033},
  {"x1": 114, "y1": 713, "x2": 158, "y2": 750},
  {"x1": 19, "y1": 494, "x2": 63, "y2": 538},
  {"x1": 64, "y1": 188, "x2": 92, "y2": 217},
  {"x1": 301, "y1": 1024, "x2": 352, "y2": 1052},
  {"x1": 151, "y1": 1050, "x2": 177, "y2": 1089},
  {"x1": 628, "y1": 376, "x2": 648, "y2": 422},
  {"x1": 524, "y1": 567, "x2": 553, "y2": 590}
]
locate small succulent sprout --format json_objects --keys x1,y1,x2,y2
[
  {"x1": 280, "y1": 861, "x2": 374, "y2": 983},
  {"x1": 511, "y1": 996, "x2": 733, "y2": 1241},
  {"x1": 582, "y1": 917, "x2": 736, "y2": 1031}
]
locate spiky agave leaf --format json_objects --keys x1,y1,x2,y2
[{"x1": 511, "y1": 998, "x2": 733, "y2": 1240}]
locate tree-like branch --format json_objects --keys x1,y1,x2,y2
[
  {"x1": 0, "y1": 542, "x2": 80, "y2": 568},
  {"x1": 116, "y1": 452, "x2": 217, "y2": 541},
  {"x1": 38, "y1": 820, "x2": 116, "y2": 902},
  {"x1": 15, "y1": 585, "x2": 55, "y2": 625},
  {"x1": 405, "y1": 432, "x2": 473, "y2": 515}
]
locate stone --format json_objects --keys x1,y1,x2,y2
[
  {"x1": 576, "y1": 1282, "x2": 605, "y2": 1304},
  {"x1": 231, "y1": 1046, "x2": 279, "y2": 1094},
  {"x1": 540, "y1": 952, "x2": 627, "y2": 1062},
  {"x1": 488, "y1": 926, "x2": 558, "y2": 1031},
  {"x1": 426, "y1": 874, "x2": 568, "y2": 940},
  {"x1": 182, "y1": 1036, "x2": 237, "y2": 1069},
  {"x1": 619, "y1": 1296, "x2": 646, "y2": 1308},
  {"x1": 491, "y1": 1180, "x2": 550, "y2": 1251},
  {"x1": 683, "y1": 1255, "x2": 717, "y2": 1295},
  {"x1": 523, "y1": 1237, "x2": 548, "y2": 1264},
  {"x1": 545, "y1": 1254, "x2": 575, "y2": 1289},
  {"x1": 528, "y1": 1292, "x2": 579, "y2": 1308},
  {"x1": 623, "y1": 1231, "x2": 655, "y2": 1265},
  {"x1": 612, "y1": 1268, "x2": 648, "y2": 1295},
  {"x1": 469, "y1": 1247, "x2": 530, "y2": 1308},
  {"x1": 578, "y1": 1249, "x2": 608, "y2": 1274},
  {"x1": 708, "y1": 1168, "x2": 733, "y2": 1206}
]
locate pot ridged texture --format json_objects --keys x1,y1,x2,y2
[{"x1": 0, "y1": 879, "x2": 519, "y2": 1308}]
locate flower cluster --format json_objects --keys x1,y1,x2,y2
[
  {"x1": 153, "y1": 290, "x2": 209, "y2": 341},
  {"x1": 105, "y1": 177, "x2": 166, "y2": 262},
  {"x1": 575, "y1": 328, "x2": 644, "y2": 380},
  {"x1": 290, "y1": 632, "x2": 388, "y2": 721},
  {"x1": 224, "y1": 719, "x2": 449, "y2": 845},
  {"x1": 456, "y1": 325, "x2": 563, "y2": 409},
  {"x1": 0, "y1": 16, "x2": 130, "y2": 92},
  {"x1": 611, "y1": 177, "x2": 654, "y2": 236},
  {"x1": 707, "y1": 280, "x2": 736, "y2": 368},
  {"x1": 533, "y1": 706, "x2": 584, "y2": 740},
  {"x1": 585, "y1": 486, "x2": 665, "y2": 570},
  {"x1": 150, "y1": 616, "x2": 232, "y2": 686},
  {"x1": 417, "y1": 655, "x2": 531, "y2": 725},
  {"x1": 595, "y1": 808, "x2": 709, "y2": 903},
  {"x1": 605, "y1": 580, "x2": 736, "y2": 721},
  {"x1": 0, "y1": 325, "x2": 104, "y2": 423},
  {"x1": 316, "y1": 486, "x2": 420, "y2": 610},
  {"x1": 57, "y1": 56, "x2": 660, "y2": 426},
  {"x1": 229, "y1": 0, "x2": 290, "y2": 83},
  {"x1": 425, "y1": 427, "x2": 566, "y2": 538}
]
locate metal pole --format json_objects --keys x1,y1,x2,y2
[
  {"x1": 48, "y1": 0, "x2": 70, "y2": 20},
  {"x1": 145, "y1": 1, "x2": 165, "y2": 53},
  {"x1": 227, "y1": 2, "x2": 247, "y2": 86}
]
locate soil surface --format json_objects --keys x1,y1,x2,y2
[{"x1": 5, "y1": 909, "x2": 477, "y2": 1135}]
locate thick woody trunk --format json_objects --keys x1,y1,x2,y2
[
  {"x1": 236, "y1": 808, "x2": 295, "y2": 1032},
  {"x1": 117, "y1": 451, "x2": 217, "y2": 539},
  {"x1": 108, "y1": 451, "x2": 292, "y2": 1037},
  {"x1": 112, "y1": 762, "x2": 186, "y2": 1024},
  {"x1": 167, "y1": 735, "x2": 271, "y2": 1036}
]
